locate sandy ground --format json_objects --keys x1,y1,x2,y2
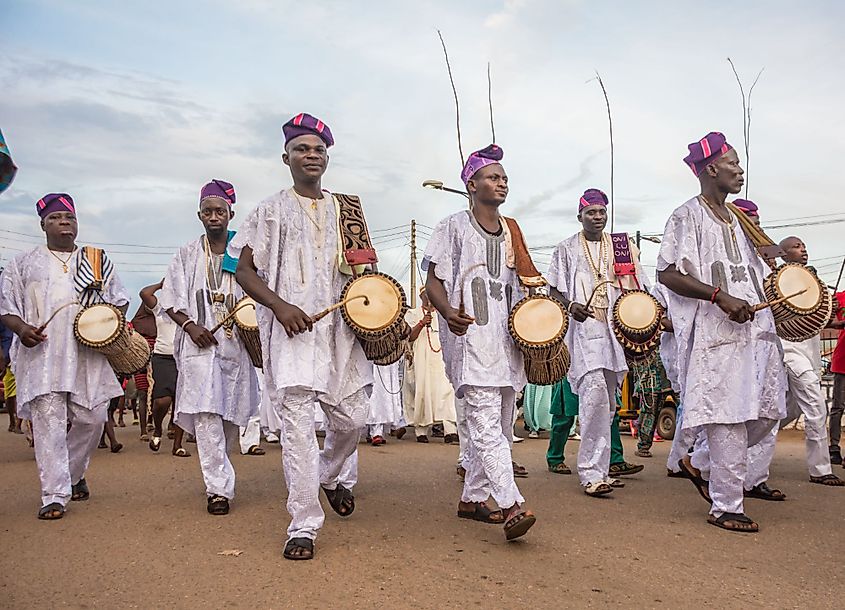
[{"x1": 0, "y1": 422, "x2": 842, "y2": 609}]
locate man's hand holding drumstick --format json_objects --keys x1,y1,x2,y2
[{"x1": 425, "y1": 263, "x2": 475, "y2": 337}]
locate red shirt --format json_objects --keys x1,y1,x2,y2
[{"x1": 832, "y1": 293, "x2": 845, "y2": 374}]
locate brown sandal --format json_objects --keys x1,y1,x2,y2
[
  {"x1": 457, "y1": 501, "x2": 504, "y2": 524},
  {"x1": 503, "y1": 508, "x2": 536, "y2": 540},
  {"x1": 809, "y1": 474, "x2": 845, "y2": 486},
  {"x1": 707, "y1": 512, "x2": 758, "y2": 533}
]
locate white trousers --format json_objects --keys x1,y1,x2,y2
[
  {"x1": 456, "y1": 397, "x2": 469, "y2": 468},
  {"x1": 574, "y1": 369, "x2": 618, "y2": 486},
  {"x1": 667, "y1": 402, "x2": 696, "y2": 473},
  {"x1": 239, "y1": 415, "x2": 262, "y2": 454},
  {"x1": 460, "y1": 386, "x2": 523, "y2": 508},
  {"x1": 691, "y1": 419, "x2": 777, "y2": 517},
  {"x1": 194, "y1": 413, "x2": 238, "y2": 499},
  {"x1": 29, "y1": 392, "x2": 108, "y2": 507},
  {"x1": 325, "y1": 429, "x2": 358, "y2": 489},
  {"x1": 783, "y1": 368, "x2": 833, "y2": 478},
  {"x1": 276, "y1": 387, "x2": 368, "y2": 541}
]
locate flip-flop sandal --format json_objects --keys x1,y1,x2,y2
[
  {"x1": 809, "y1": 474, "x2": 845, "y2": 486},
  {"x1": 678, "y1": 459, "x2": 712, "y2": 504},
  {"x1": 110, "y1": 443, "x2": 123, "y2": 454},
  {"x1": 139, "y1": 434, "x2": 149, "y2": 442},
  {"x1": 548, "y1": 462, "x2": 572, "y2": 475},
  {"x1": 512, "y1": 462, "x2": 529, "y2": 478},
  {"x1": 457, "y1": 502, "x2": 505, "y2": 524},
  {"x1": 149, "y1": 436, "x2": 162, "y2": 452},
  {"x1": 246, "y1": 445, "x2": 266, "y2": 455},
  {"x1": 504, "y1": 509, "x2": 536, "y2": 540},
  {"x1": 707, "y1": 512, "x2": 758, "y2": 533},
  {"x1": 207, "y1": 495, "x2": 230, "y2": 515},
  {"x1": 322, "y1": 484, "x2": 355, "y2": 517},
  {"x1": 606, "y1": 478, "x2": 625, "y2": 488},
  {"x1": 283, "y1": 537, "x2": 314, "y2": 560},
  {"x1": 416, "y1": 435, "x2": 429, "y2": 443},
  {"x1": 71, "y1": 478, "x2": 90, "y2": 501},
  {"x1": 584, "y1": 481, "x2": 613, "y2": 496},
  {"x1": 173, "y1": 447, "x2": 191, "y2": 458},
  {"x1": 38, "y1": 502, "x2": 65, "y2": 520},
  {"x1": 744, "y1": 483, "x2": 786, "y2": 501},
  {"x1": 666, "y1": 469, "x2": 686, "y2": 478},
  {"x1": 635, "y1": 449, "x2": 653, "y2": 458}
]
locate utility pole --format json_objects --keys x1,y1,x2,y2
[
  {"x1": 410, "y1": 219, "x2": 417, "y2": 308},
  {"x1": 635, "y1": 230, "x2": 641, "y2": 250}
]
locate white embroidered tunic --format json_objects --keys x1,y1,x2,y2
[
  {"x1": 547, "y1": 232, "x2": 647, "y2": 389},
  {"x1": 160, "y1": 236, "x2": 259, "y2": 433},
  {"x1": 656, "y1": 197, "x2": 786, "y2": 427},
  {"x1": 227, "y1": 188, "x2": 372, "y2": 406},
  {"x1": 422, "y1": 210, "x2": 526, "y2": 397},
  {"x1": 0, "y1": 246, "x2": 128, "y2": 417}
]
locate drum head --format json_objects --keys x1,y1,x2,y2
[
  {"x1": 777, "y1": 265, "x2": 821, "y2": 312},
  {"x1": 512, "y1": 297, "x2": 566, "y2": 345},
  {"x1": 233, "y1": 298, "x2": 258, "y2": 329},
  {"x1": 616, "y1": 292, "x2": 658, "y2": 331},
  {"x1": 345, "y1": 275, "x2": 402, "y2": 331},
  {"x1": 76, "y1": 304, "x2": 121, "y2": 344}
]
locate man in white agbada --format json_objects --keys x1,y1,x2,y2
[
  {"x1": 230, "y1": 113, "x2": 372, "y2": 561},
  {"x1": 403, "y1": 288, "x2": 458, "y2": 444},
  {"x1": 160, "y1": 179, "x2": 259, "y2": 517},
  {"x1": 367, "y1": 360, "x2": 405, "y2": 446},
  {"x1": 657, "y1": 132, "x2": 786, "y2": 533},
  {"x1": 745, "y1": 236, "x2": 844, "y2": 488},
  {"x1": 0, "y1": 193, "x2": 128, "y2": 520},
  {"x1": 424, "y1": 143, "x2": 536, "y2": 541},
  {"x1": 547, "y1": 187, "x2": 647, "y2": 496}
]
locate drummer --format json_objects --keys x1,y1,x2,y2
[
  {"x1": 657, "y1": 132, "x2": 786, "y2": 533},
  {"x1": 423, "y1": 144, "x2": 536, "y2": 541},
  {"x1": 0, "y1": 193, "x2": 129, "y2": 520},
  {"x1": 159, "y1": 180, "x2": 259, "y2": 517},
  {"x1": 762, "y1": 236, "x2": 842, "y2": 486},
  {"x1": 546, "y1": 188, "x2": 647, "y2": 496},
  {"x1": 230, "y1": 113, "x2": 373, "y2": 561}
]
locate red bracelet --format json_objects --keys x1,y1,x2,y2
[{"x1": 710, "y1": 287, "x2": 721, "y2": 303}]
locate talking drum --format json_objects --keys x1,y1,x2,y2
[
  {"x1": 508, "y1": 295, "x2": 570, "y2": 385},
  {"x1": 763, "y1": 262, "x2": 832, "y2": 342},
  {"x1": 611, "y1": 290, "x2": 663, "y2": 360},
  {"x1": 340, "y1": 272, "x2": 409, "y2": 365},
  {"x1": 233, "y1": 297, "x2": 262, "y2": 368},
  {"x1": 74, "y1": 303, "x2": 151, "y2": 375}
]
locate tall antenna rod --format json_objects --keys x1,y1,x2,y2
[
  {"x1": 727, "y1": 57, "x2": 764, "y2": 198},
  {"x1": 594, "y1": 71, "x2": 615, "y2": 232},
  {"x1": 487, "y1": 62, "x2": 496, "y2": 143},
  {"x1": 437, "y1": 29, "x2": 465, "y2": 166}
]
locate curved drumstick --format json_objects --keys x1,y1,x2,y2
[
  {"x1": 311, "y1": 295, "x2": 370, "y2": 324},
  {"x1": 35, "y1": 300, "x2": 80, "y2": 334},
  {"x1": 583, "y1": 279, "x2": 616, "y2": 310},
  {"x1": 210, "y1": 300, "x2": 257, "y2": 335},
  {"x1": 752, "y1": 288, "x2": 808, "y2": 312}
]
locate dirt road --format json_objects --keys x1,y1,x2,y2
[{"x1": 0, "y1": 425, "x2": 841, "y2": 608}]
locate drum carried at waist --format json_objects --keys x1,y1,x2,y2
[
  {"x1": 611, "y1": 289, "x2": 663, "y2": 361},
  {"x1": 508, "y1": 294, "x2": 570, "y2": 385},
  {"x1": 232, "y1": 297, "x2": 262, "y2": 368},
  {"x1": 762, "y1": 262, "x2": 832, "y2": 342},
  {"x1": 339, "y1": 272, "x2": 409, "y2": 365},
  {"x1": 74, "y1": 303, "x2": 151, "y2": 375}
]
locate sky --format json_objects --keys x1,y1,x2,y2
[{"x1": 2, "y1": 0, "x2": 844, "y2": 311}]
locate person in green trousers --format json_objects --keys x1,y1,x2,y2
[{"x1": 547, "y1": 378, "x2": 644, "y2": 476}]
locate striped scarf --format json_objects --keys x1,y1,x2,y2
[{"x1": 73, "y1": 246, "x2": 114, "y2": 306}]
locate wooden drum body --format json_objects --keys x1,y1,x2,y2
[
  {"x1": 340, "y1": 273, "x2": 409, "y2": 365},
  {"x1": 233, "y1": 297, "x2": 262, "y2": 369},
  {"x1": 508, "y1": 294, "x2": 570, "y2": 385},
  {"x1": 763, "y1": 263, "x2": 831, "y2": 342},
  {"x1": 74, "y1": 303, "x2": 150, "y2": 375},
  {"x1": 612, "y1": 290, "x2": 663, "y2": 360}
]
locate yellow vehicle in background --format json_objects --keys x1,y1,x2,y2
[{"x1": 618, "y1": 372, "x2": 679, "y2": 440}]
